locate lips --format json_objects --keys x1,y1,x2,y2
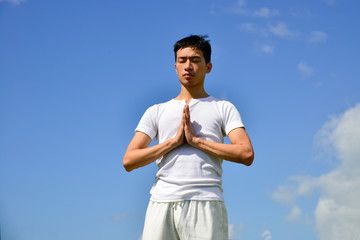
[{"x1": 183, "y1": 73, "x2": 194, "y2": 79}]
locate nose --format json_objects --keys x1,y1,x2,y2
[{"x1": 185, "y1": 59, "x2": 192, "y2": 71}]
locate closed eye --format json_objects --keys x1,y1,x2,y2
[
  {"x1": 177, "y1": 56, "x2": 202, "y2": 63},
  {"x1": 190, "y1": 57, "x2": 201, "y2": 62}
]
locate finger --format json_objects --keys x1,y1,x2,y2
[
  {"x1": 185, "y1": 104, "x2": 190, "y2": 119},
  {"x1": 183, "y1": 104, "x2": 187, "y2": 114},
  {"x1": 185, "y1": 111, "x2": 190, "y2": 124}
]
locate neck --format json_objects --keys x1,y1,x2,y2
[{"x1": 175, "y1": 85, "x2": 209, "y2": 104}]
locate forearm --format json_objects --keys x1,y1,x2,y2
[
  {"x1": 123, "y1": 139, "x2": 179, "y2": 172},
  {"x1": 190, "y1": 138, "x2": 254, "y2": 166}
]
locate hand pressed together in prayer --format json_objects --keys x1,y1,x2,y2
[
  {"x1": 183, "y1": 104, "x2": 198, "y2": 145},
  {"x1": 173, "y1": 104, "x2": 198, "y2": 148}
]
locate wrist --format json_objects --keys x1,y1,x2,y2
[
  {"x1": 170, "y1": 136, "x2": 184, "y2": 149},
  {"x1": 188, "y1": 136, "x2": 202, "y2": 147}
]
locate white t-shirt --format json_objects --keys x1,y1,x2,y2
[{"x1": 135, "y1": 96, "x2": 244, "y2": 202}]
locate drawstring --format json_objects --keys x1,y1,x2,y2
[{"x1": 172, "y1": 201, "x2": 184, "y2": 210}]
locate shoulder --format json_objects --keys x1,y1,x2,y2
[
  {"x1": 206, "y1": 96, "x2": 237, "y2": 110},
  {"x1": 143, "y1": 99, "x2": 175, "y2": 114},
  {"x1": 145, "y1": 99, "x2": 173, "y2": 109}
]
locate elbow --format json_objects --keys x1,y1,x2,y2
[
  {"x1": 243, "y1": 152, "x2": 254, "y2": 166},
  {"x1": 236, "y1": 148, "x2": 254, "y2": 166},
  {"x1": 123, "y1": 164, "x2": 133, "y2": 172},
  {"x1": 244, "y1": 149, "x2": 254, "y2": 166},
  {"x1": 123, "y1": 165, "x2": 133, "y2": 172},
  {"x1": 123, "y1": 158, "x2": 134, "y2": 172}
]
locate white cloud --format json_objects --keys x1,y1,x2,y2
[
  {"x1": 268, "y1": 22, "x2": 295, "y2": 38},
  {"x1": 237, "y1": 0, "x2": 246, "y2": 7},
  {"x1": 254, "y1": 8, "x2": 279, "y2": 17},
  {"x1": 272, "y1": 103, "x2": 360, "y2": 240},
  {"x1": 238, "y1": 22, "x2": 258, "y2": 33},
  {"x1": 313, "y1": 104, "x2": 360, "y2": 239},
  {"x1": 260, "y1": 44, "x2": 274, "y2": 54},
  {"x1": 253, "y1": 43, "x2": 275, "y2": 55},
  {"x1": 238, "y1": 23, "x2": 268, "y2": 37},
  {"x1": 110, "y1": 212, "x2": 127, "y2": 222},
  {"x1": 262, "y1": 230, "x2": 272, "y2": 240},
  {"x1": 229, "y1": 222, "x2": 245, "y2": 239},
  {"x1": 272, "y1": 184, "x2": 296, "y2": 205},
  {"x1": 228, "y1": 223, "x2": 235, "y2": 239},
  {"x1": 223, "y1": 0, "x2": 248, "y2": 15},
  {"x1": 309, "y1": 31, "x2": 327, "y2": 43},
  {"x1": 272, "y1": 175, "x2": 316, "y2": 205},
  {"x1": 324, "y1": 0, "x2": 337, "y2": 6},
  {"x1": 290, "y1": 7, "x2": 313, "y2": 18},
  {"x1": 298, "y1": 62, "x2": 314, "y2": 78},
  {"x1": 286, "y1": 206, "x2": 302, "y2": 222},
  {"x1": 0, "y1": 0, "x2": 26, "y2": 4}
]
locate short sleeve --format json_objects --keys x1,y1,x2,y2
[
  {"x1": 221, "y1": 101, "x2": 244, "y2": 136},
  {"x1": 135, "y1": 105, "x2": 158, "y2": 140}
]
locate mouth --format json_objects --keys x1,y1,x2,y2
[{"x1": 183, "y1": 73, "x2": 194, "y2": 79}]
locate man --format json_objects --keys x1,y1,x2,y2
[{"x1": 123, "y1": 35, "x2": 254, "y2": 240}]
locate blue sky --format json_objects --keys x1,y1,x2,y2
[{"x1": 1, "y1": 0, "x2": 360, "y2": 239}]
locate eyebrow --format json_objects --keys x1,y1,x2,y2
[{"x1": 177, "y1": 56, "x2": 202, "y2": 60}]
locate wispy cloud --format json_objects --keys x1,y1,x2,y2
[
  {"x1": 110, "y1": 212, "x2": 127, "y2": 222},
  {"x1": 229, "y1": 222, "x2": 245, "y2": 240},
  {"x1": 237, "y1": 0, "x2": 246, "y2": 7},
  {"x1": 272, "y1": 184, "x2": 296, "y2": 205},
  {"x1": 223, "y1": 1, "x2": 280, "y2": 18},
  {"x1": 290, "y1": 7, "x2": 314, "y2": 18},
  {"x1": 239, "y1": 21, "x2": 325, "y2": 46},
  {"x1": 262, "y1": 230, "x2": 272, "y2": 240},
  {"x1": 254, "y1": 8, "x2": 279, "y2": 17},
  {"x1": 268, "y1": 22, "x2": 296, "y2": 38},
  {"x1": 260, "y1": 44, "x2": 274, "y2": 54},
  {"x1": 253, "y1": 42, "x2": 275, "y2": 55},
  {"x1": 238, "y1": 22, "x2": 258, "y2": 33},
  {"x1": 238, "y1": 22, "x2": 268, "y2": 38},
  {"x1": 286, "y1": 205, "x2": 302, "y2": 222},
  {"x1": 324, "y1": 0, "x2": 337, "y2": 6},
  {"x1": 0, "y1": 0, "x2": 26, "y2": 5},
  {"x1": 298, "y1": 62, "x2": 314, "y2": 78},
  {"x1": 223, "y1": 0, "x2": 249, "y2": 15},
  {"x1": 273, "y1": 103, "x2": 360, "y2": 240},
  {"x1": 308, "y1": 31, "x2": 327, "y2": 43},
  {"x1": 228, "y1": 223, "x2": 235, "y2": 239}
]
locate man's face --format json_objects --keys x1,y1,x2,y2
[{"x1": 175, "y1": 47, "x2": 212, "y2": 88}]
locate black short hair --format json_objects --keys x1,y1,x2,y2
[{"x1": 174, "y1": 35, "x2": 211, "y2": 63}]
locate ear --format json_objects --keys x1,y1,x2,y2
[
  {"x1": 175, "y1": 63, "x2": 178, "y2": 74},
  {"x1": 206, "y1": 62, "x2": 212, "y2": 74}
]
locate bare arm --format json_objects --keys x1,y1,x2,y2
[
  {"x1": 183, "y1": 105, "x2": 254, "y2": 166},
  {"x1": 123, "y1": 116, "x2": 185, "y2": 172},
  {"x1": 124, "y1": 104, "x2": 254, "y2": 171}
]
